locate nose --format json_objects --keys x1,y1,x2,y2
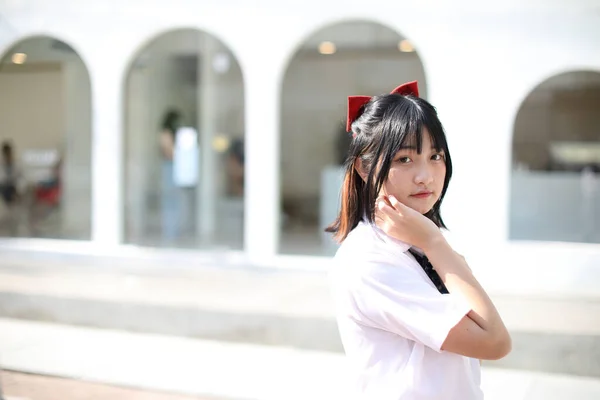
[{"x1": 414, "y1": 163, "x2": 434, "y2": 186}]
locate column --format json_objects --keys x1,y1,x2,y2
[
  {"x1": 243, "y1": 55, "x2": 281, "y2": 260},
  {"x1": 90, "y1": 61, "x2": 123, "y2": 246}
]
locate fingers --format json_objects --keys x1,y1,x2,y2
[
  {"x1": 376, "y1": 197, "x2": 395, "y2": 215},
  {"x1": 381, "y1": 195, "x2": 394, "y2": 208},
  {"x1": 375, "y1": 196, "x2": 392, "y2": 210},
  {"x1": 388, "y1": 195, "x2": 405, "y2": 211},
  {"x1": 374, "y1": 214, "x2": 386, "y2": 227},
  {"x1": 375, "y1": 211, "x2": 395, "y2": 233},
  {"x1": 378, "y1": 195, "x2": 406, "y2": 217}
]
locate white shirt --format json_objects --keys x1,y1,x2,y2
[{"x1": 329, "y1": 221, "x2": 482, "y2": 400}]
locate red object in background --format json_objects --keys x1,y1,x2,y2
[{"x1": 35, "y1": 184, "x2": 60, "y2": 206}]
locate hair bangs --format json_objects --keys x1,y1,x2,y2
[{"x1": 327, "y1": 89, "x2": 453, "y2": 241}]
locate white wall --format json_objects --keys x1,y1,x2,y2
[{"x1": 0, "y1": 0, "x2": 599, "y2": 272}]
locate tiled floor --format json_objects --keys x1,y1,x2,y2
[{"x1": 0, "y1": 371, "x2": 212, "y2": 400}]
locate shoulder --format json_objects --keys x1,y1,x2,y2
[
  {"x1": 334, "y1": 221, "x2": 409, "y2": 265},
  {"x1": 331, "y1": 222, "x2": 418, "y2": 290},
  {"x1": 329, "y1": 240, "x2": 437, "y2": 327}
]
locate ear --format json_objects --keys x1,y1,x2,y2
[{"x1": 354, "y1": 158, "x2": 368, "y2": 182}]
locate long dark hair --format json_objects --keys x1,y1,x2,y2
[{"x1": 326, "y1": 93, "x2": 453, "y2": 243}]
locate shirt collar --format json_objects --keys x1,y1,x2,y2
[{"x1": 361, "y1": 220, "x2": 412, "y2": 254}]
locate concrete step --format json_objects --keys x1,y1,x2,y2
[
  {"x1": 0, "y1": 252, "x2": 599, "y2": 377},
  {"x1": 2, "y1": 318, "x2": 600, "y2": 400}
]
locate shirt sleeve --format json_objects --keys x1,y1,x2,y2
[{"x1": 351, "y1": 261, "x2": 471, "y2": 352}]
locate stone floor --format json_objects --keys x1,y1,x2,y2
[
  {"x1": 0, "y1": 371, "x2": 210, "y2": 400},
  {"x1": 1, "y1": 318, "x2": 600, "y2": 400},
  {"x1": 0, "y1": 246, "x2": 599, "y2": 377}
]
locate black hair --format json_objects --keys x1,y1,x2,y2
[
  {"x1": 161, "y1": 109, "x2": 182, "y2": 135},
  {"x1": 326, "y1": 93, "x2": 453, "y2": 242}
]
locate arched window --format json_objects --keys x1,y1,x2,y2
[
  {"x1": 279, "y1": 20, "x2": 427, "y2": 255},
  {"x1": 124, "y1": 29, "x2": 245, "y2": 250},
  {"x1": 510, "y1": 71, "x2": 600, "y2": 243},
  {"x1": 0, "y1": 36, "x2": 92, "y2": 239}
]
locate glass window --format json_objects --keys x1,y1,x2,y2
[
  {"x1": 124, "y1": 29, "x2": 245, "y2": 250},
  {"x1": 279, "y1": 21, "x2": 427, "y2": 256},
  {"x1": 510, "y1": 71, "x2": 600, "y2": 243},
  {"x1": 0, "y1": 36, "x2": 92, "y2": 239}
]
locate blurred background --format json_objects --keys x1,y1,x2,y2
[{"x1": 0, "y1": 0, "x2": 599, "y2": 399}]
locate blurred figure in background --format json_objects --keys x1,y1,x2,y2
[
  {"x1": 159, "y1": 109, "x2": 183, "y2": 242},
  {"x1": 226, "y1": 138, "x2": 244, "y2": 197},
  {"x1": 0, "y1": 141, "x2": 19, "y2": 207},
  {"x1": 0, "y1": 141, "x2": 23, "y2": 235}
]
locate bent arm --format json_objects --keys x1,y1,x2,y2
[{"x1": 424, "y1": 238, "x2": 511, "y2": 360}]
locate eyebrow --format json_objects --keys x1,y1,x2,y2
[{"x1": 399, "y1": 146, "x2": 444, "y2": 151}]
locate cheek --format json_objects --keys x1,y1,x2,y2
[
  {"x1": 433, "y1": 166, "x2": 447, "y2": 200},
  {"x1": 385, "y1": 168, "x2": 410, "y2": 193},
  {"x1": 436, "y1": 165, "x2": 447, "y2": 186}
]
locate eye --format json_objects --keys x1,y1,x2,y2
[
  {"x1": 431, "y1": 153, "x2": 445, "y2": 161},
  {"x1": 395, "y1": 156, "x2": 412, "y2": 164}
]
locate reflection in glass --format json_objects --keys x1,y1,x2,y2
[
  {"x1": 279, "y1": 21, "x2": 427, "y2": 256},
  {"x1": 0, "y1": 37, "x2": 92, "y2": 239},
  {"x1": 124, "y1": 29, "x2": 245, "y2": 250},
  {"x1": 510, "y1": 71, "x2": 600, "y2": 243}
]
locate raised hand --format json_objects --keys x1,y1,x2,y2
[{"x1": 375, "y1": 195, "x2": 444, "y2": 251}]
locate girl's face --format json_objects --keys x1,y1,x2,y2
[{"x1": 381, "y1": 130, "x2": 447, "y2": 215}]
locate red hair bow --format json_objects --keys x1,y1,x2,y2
[{"x1": 346, "y1": 81, "x2": 419, "y2": 133}]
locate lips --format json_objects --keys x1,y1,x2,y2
[{"x1": 410, "y1": 191, "x2": 433, "y2": 199}]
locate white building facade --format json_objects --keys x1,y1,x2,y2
[{"x1": 0, "y1": 0, "x2": 599, "y2": 296}]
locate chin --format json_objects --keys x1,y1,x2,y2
[
  {"x1": 418, "y1": 207, "x2": 434, "y2": 215},
  {"x1": 406, "y1": 200, "x2": 436, "y2": 215},
  {"x1": 406, "y1": 203, "x2": 431, "y2": 215}
]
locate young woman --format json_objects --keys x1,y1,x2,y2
[{"x1": 327, "y1": 81, "x2": 511, "y2": 399}]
